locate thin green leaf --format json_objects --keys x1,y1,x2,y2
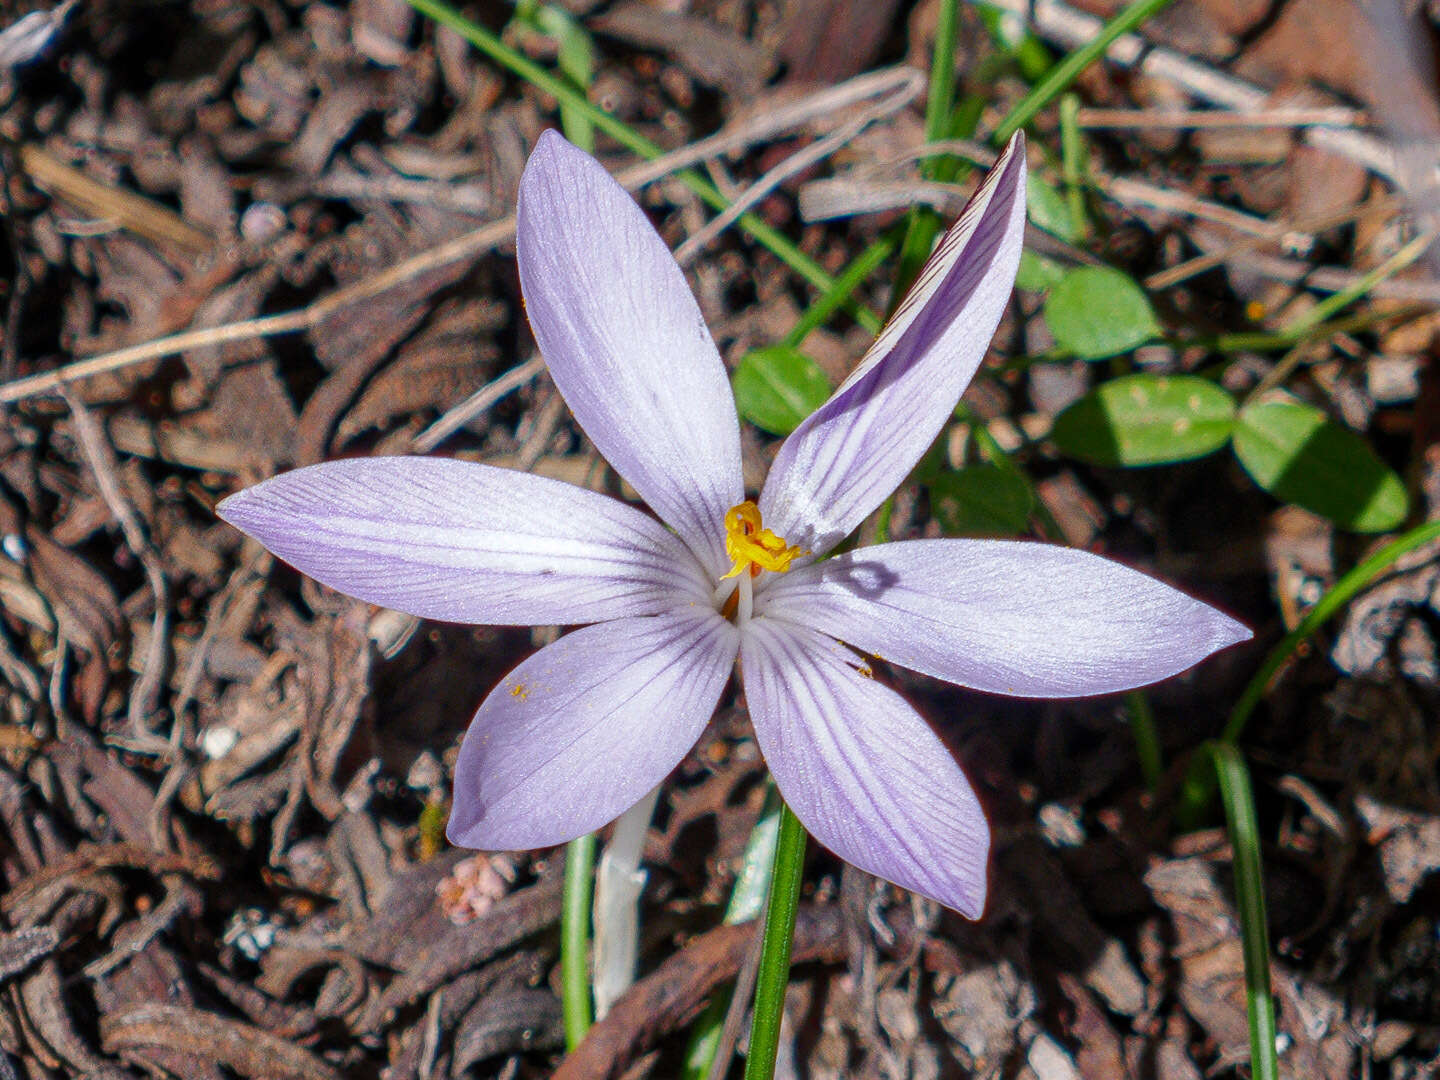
[
  {"x1": 732, "y1": 347, "x2": 833, "y2": 436},
  {"x1": 1233, "y1": 400, "x2": 1407, "y2": 532},
  {"x1": 928, "y1": 465, "x2": 1033, "y2": 536},
  {"x1": 1043, "y1": 267, "x2": 1161, "y2": 360},
  {"x1": 1052, "y1": 374, "x2": 1235, "y2": 466},
  {"x1": 989, "y1": 0, "x2": 1179, "y2": 143},
  {"x1": 1210, "y1": 743, "x2": 1279, "y2": 1080}
]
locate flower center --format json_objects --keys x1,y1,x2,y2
[{"x1": 720, "y1": 501, "x2": 806, "y2": 580}]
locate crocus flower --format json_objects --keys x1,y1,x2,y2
[{"x1": 219, "y1": 130, "x2": 1247, "y2": 916}]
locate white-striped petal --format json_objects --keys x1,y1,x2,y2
[
  {"x1": 741, "y1": 618, "x2": 989, "y2": 916},
  {"x1": 218, "y1": 457, "x2": 708, "y2": 625},
  {"x1": 760, "y1": 134, "x2": 1027, "y2": 558},
  {"x1": 448, "y1": 609, "x2": 738, "y2": 849}
]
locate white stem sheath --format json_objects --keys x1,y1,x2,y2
[{"x1": 592, "y1": 783, "x2": 662, "y2": 1018}]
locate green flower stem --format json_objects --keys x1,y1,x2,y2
[
  {"x1": 742, "y1": 801, "x2": 807, "y2": 1080},
  {"x1": 561, "y1": 832, "x2": 597, "y2": 1051},
  {"x1": 403, "y1": 0, "x2": 879, "y2": 332},
  {"x1": 1177, "y1": 518, "x2": 1440, "y2": 827},
  {"x1": 989, "y1": 0, "x2": 1179, "y2": 143},
  {"x1": 681, "y1": 782, "x2": 784, "y2": 1080},
  {"x1": 1210, "y1": 743, "x2": 1278, "y2": 1080}
]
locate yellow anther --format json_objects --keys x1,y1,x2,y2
[{"x1": 721, "y1": 500, "x2": 807, "y2": 579}]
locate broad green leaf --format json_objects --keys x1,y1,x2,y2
[
  {"x1": 1233, "y1": 400, "x2": 1408, "y2": 532},
  {"x1": 731, "y1": 346, "x2": 832, "y2": 436},
  {"x1": 1052, "y1": 374, "x2": 1236, "y2": 466},
  {"x1": 1015, "y1": 249, "x2": 1067, "y2": 293},
  {"x1": 1044, "y1": 266, "x2": 1161, "y2": 360},
  {"x1": 928, "y1": 465, "x2": 1033, "y2": 536},
  {"x1": 1027, "y1": 175, "x2": 1082, "y2": 243}
]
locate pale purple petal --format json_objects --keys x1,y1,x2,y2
[
  {"x1": 759, "y1": 134, "x2": 1028, "y2": 558},
  {"x1": 758, "y1": 539, "x2": 1250, "y2": 698},
  {"x1": 741, "y1": 618, "x2": 989, "y2": 916},
  {"x1": 518, "y1": 130, "x2": 743, "y2": 577},
  {"x1": 218, "y1": 457, "x2": 709, "y2": 625},
  {"x1": 447, "y1": 609, "x2": 738, "y2": 850}
]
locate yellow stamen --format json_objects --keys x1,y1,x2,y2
[{"x1": 720, "y1": 500, "x2": 807, "y2": 580}]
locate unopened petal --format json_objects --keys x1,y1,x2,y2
[
  {"x1": 218, "y1": 457, "x2": 708, "y2": 625},
  {"x1": 518, "y1": 131, "x2": 743, "y2": 576},
  {"x1": 759, "y1": 539, "x2": 1250, "y2": 698},
  {"x1": 760, "y1": 134, "x2": 1027, "y2": 557},
  {"x1": 448, "y1": 609, "x2": 737, "y2": 850},
  {"x1": 742, "y1": 619, "x2": 989, "y2": 917}
]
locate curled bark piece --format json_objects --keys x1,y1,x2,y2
[{"x1": 100, "y1": 1003, "x2": 343, "y2": 1080}]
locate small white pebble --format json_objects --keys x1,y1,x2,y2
[
  {"x1": 1038, "y1": 802, "x2": 1086, "y2": 848},
  {"x1": 239, "y1": 202, "x2": 287, "y2": 244},
  {"x1": 200, "y1": 725, "x2": 238, "y2": 760}
]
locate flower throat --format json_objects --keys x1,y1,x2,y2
[{"x1": 717, "y1": 501, "x2": 806, "y2": 623}]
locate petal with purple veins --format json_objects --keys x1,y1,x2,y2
[
  {"x1": 518, "y1": 130, "x2": 743, "y2": 577},
  {"x1": 448, "y1": 608, "x2": 738, "y2": 851},
  {"x1": 760, "y1": 134, "x2": 1028, "y2": 558},
  {"x1": 758, "y1": 538, "x2": 1250, "y2": 698},
  {"x1": 741, "y1": 618, "x2": 989, "y2": 917},
  {"x1": 218, "y1": 457, "x2": 709, "y2": 626}
]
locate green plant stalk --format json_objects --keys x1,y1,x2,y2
[
  {"x1": 1186, "y1": 304, "x2": 1430, "y2": 357},
  {"x1": 1125, "y1": 689, "x2": 1162, "y2": 790},
  {"x1": 1187, "y1": 236, "x2": 1436, "y2": 358},
  {"x1": 990, "y1": 0, "x2": 1178, "y2": 143},
  {"x1": 742, "y1": 801, "x2": 807, "y2": 1080},
  {"x1": 894, "y1": 0, "x2": 961, "y2": 304},
  {"x1": 1282, "y1": 230, "x2": 1436, "y2": 339},
  {"x1": 874, "y1": 495, "x2": 896, "y2": 545},
  {"x1": 924, "y1": 0, "x2": 961, "y2": 156},
  {"x1": 402, "y1": 0, "x2": 879, "y2": 332},
  {"x1": 1177, "y1": 518, "x2": 1440, "y2": 826},
  {"x1": 1210, "y1": 743, "x2": 1279, "y2": 1080},
  {"x1": 513, "y1": 0, "x2": 595, "y2": 149},
  {"x1": 681, "y1": 783, "x2": 784, "y2": 1080},
  {"x1": 783, "y1": 231, "x2": 900, "y2": 350},
  {"x1": 1058, "y1": 93, "x2": 1088, "y2": 239},
  {"x1": 561, "y1": 832, "x2": 597, "y2": 1050}
]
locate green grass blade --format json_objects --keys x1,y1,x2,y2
[
  {"x1": 1209, "y1": 743, "x2": 1279, "y2": 1080},
  {"x1": 894, "y1": 0, "x2": 962, "y2": 304},
  {"x1": 989, "y1": 0, "x2": 1178, "y2": 143},
  {"x1": 1177, "y1": 518, "x2": 1440, "y2": 826},
  {"x1": 783, "y1": 230, "x2": 900, "y2": 350}
]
